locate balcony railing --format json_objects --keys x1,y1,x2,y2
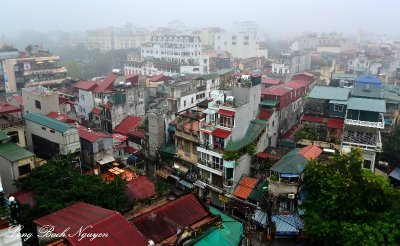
[
  {"x1": 200, "y1": 119, "x2": 215, "y2": 132},
  {"x1": 344, "y1": 113, "x2": 385, "y2": 129},
  {"x1": 342, "y1": 130, "x2": 382, "y2": 151},
  {"x1": 0, "y1": 120, "x2": 24, "y2": 130}
]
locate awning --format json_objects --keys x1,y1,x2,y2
[
  {"x1": 327, "y1": 118, "x2": 344, "y2": 129},
  {"x1": 223, "y1": 160, "x2": 235, "y2": 168},
  {"x1": 389, "y1": 167, "x2": 400, "y2": 181},
  {"x1": 212, "y1": 128, "x2": 231, "y2": 139},
  {"x1": 252, "y1": 208, "x2": 268, "y2": 228},
  {"x1": 97, "y1": 155, "x2": 115, "y2": 165},
  {"x1": 204, "y1": 108, "x2": 217, "y2": 114},
  {"x1": 113, "y1": 133, "x2": 128, "y2": 141},
  {"x1": 194, "y1": 180, "x2": 207, "y2": 188},
  {"x1": 260, "y1": 99, "x2": 279, "y2": 107},
  {"x1": 256, "y1": 152, "x2": 280, "y2": 160},
  {"x1": 280, "y1": 173, "x2": 300, "y2": 178},
  {"x1": 127, "y1": 155, "x2": 138, "y2": 162},
  {"x1": 173, "y1": 163, "x2": 189, "y2": 174},
  {"x1": 301, "y1": 115, "x2": 325, "y2": 123},
  {"x1": 178, "y1": 179, "x2": 195, "y2": 189},
  {"x1": 218, "y1": 109, "x2": 235, "y2": 117},
  {"x1": 156, "y1": 166, "x2": 171, "y2": 179},
  {"x1": 272, "y1": 214, "x2": 304, "y2": 237},
  {"x1": 169, "y1": 174, "x2": 180, "y2": 181}
]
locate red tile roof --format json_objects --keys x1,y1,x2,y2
[
  {"x1": 286, "y1": 81, "x2": 305, "y2": 90},
  {"x1": 233, "y1": 176, "x2": 258, "y2": 200},
  {"x1": 34, "y1": 202, "x2": 148, "y2": 246},
  {"x1": 125, "y1": 73, "x2": 139, "y2": 80},
  {"x1": 297, "y1": 145, "x2": 323, "y2": 160},
  {"x1": 91, "y1": 107, "x2": 102, "y2": 115},
  {"x1": 301, "y1": 115, "x2": 325, "y2": 123},
  {"x1": 212, "y1": 128, "x2": 231, "y2": 139},
  {"x1": 112, "y1": 133, "x2": 128, "y2": 141},
  {"x1": 262, "y1": 78, "x2": 280, "y2": 85},
  {"x1": 126, "y1": 176, "x2": 156, "y2": 201},
  {"x1": 12, "y1": 95, "x2": 23, "y2": 106},
  {"x1": 131, "y1": 194, "x2": 209, "y2": 243},
  {"x1": 93, "y1": 73, "x2": 119, "y2": 93},
  {"x1": 113, "y1": 116, "x2": 145, "y2": 138},
  {"x1": 258, "y1": 109, "x2": 273, "y2": 120},
  {"x1": 262, "y1": 85, "x2": 292, "y2": 96},
  {"x1": 218, "y1": 109, "x2": 235, "y2": 117},
  {"x1": 0, "y1": 103, "x2": 21, "y2": 115},
  {"x1": 12, "y1": 190, "x2": 35, "y2": 207},
  {"x1": 78, "y1": 127, "x2": 112, "y2": 143},
  {"x1": 72, "y1": 80, "x2": 97, "y2": 91},
  {"x1": 256, "y1": 152, "x2": 280, "y2": 160},
  {"x1": 327, "y1": 118, "x2": 344, "y2": 129},
  {"x1": 47, "y1": 112, "x2": 76, "y2": 123}
]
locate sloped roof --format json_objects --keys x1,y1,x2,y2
[
  {"x1": 327, "y1": 118, "x2": 344, "y2": 129},
  {"x1": 212, "y1": 128, "x2": 231, "y2": 139},
  {"x1": 0, "y1": 131, "x2": 9, "y2": 142},
  {"x1": 0, "y1": 102, "x2": 21, "y2": 115},
  {"x1": 12, "y1": 191, "x2": 35, "y2": 207},
  {"x1": 233, "y1": 176, "x2": 258, "y2": 200},
  {"x1": 72, "y1": 80, "x2": 97, "y2": 91},
  {"x1": 347, "y1": 97, "x2": 386, "y2": 112},
  {"x1": 91, "y1": 107, "x2": 102, "y2": 115},
  {"x1": 0, "y1": 142, "x2": 34, "y2": 162},
  {"x1": 271, "y1": 154, "x2": 308, "y2": 174},
  {"x1": 93, "y1": 73, "x2": 119, "y2": 93},
  {"x1": 308, "y1": 86, "x2": 350, "y2": 101},
  {"x1": 351, "y1": 85, "x2": 382, "y2": 99},
  {"x1": 34, "y1": 202, "x2": 148, "y2": 246},
  {"x1": 257, "y1": 109, "x2": 273, "y2": 120},
  {"x1": 79, "y1": 127, "x2": 112, "y2": 143},
  {"x1": 150, "y1": 74, "x2": 171, "y2": 82},
  {"x1": 46, "y1": 112, "x2": 76, "y2": 123},
  {"x1": 262, "y1": 78, "x2": 280, "y2": 85},
  {"x1": 301, "y1": 115, "x2": 325, "y2": 123},
  {"x1": 25, "y1": 113, "x2": 76, "y2": 133},
  {"x1": 225, "y1": 119, "x2": 265, "y2": 152},
  {"x1": 286, "y1": 81, "x2": 304, "y2": 90},
  {"x1": 355, "y1": 75, "x2": 381, "y2": 84},
  {"x1": 262, "y1": 85, "x2": 292, "y2": 96},
  {"x1": 113, "y1": 116, "x2": 145, "y2": 138},
  {"x1": 131, "y1": 194, "x2": 209, "y2": 243},
  {"x1": 297, "y1": 145, "x2": 322, "y2": 160},
  {"x1": 126, "y1": 176, "x2": 156, "y2": 201},
  {"x1": 12, "y1": 95, "x2": 23, "y2": 106}
]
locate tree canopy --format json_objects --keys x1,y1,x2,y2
[{"x1": 302, "y1": 149, "x2": 400, "y2": 245}]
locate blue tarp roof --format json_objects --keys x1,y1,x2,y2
[
  {"x1": 356, "y1": 75, "x2": 381, "y2": 84},
  {"x1": 272, "y1": 214, "x2": 304, "y2": 236},
  {"x1": 389, "y1": 166, "x2": 400, "y2": 181},
  {"x1": 128, "y1": 155, "x2": 138, "y2": 161},
  {"x1": 252, "y1": 208, "x2": 268, "y2": 228}
]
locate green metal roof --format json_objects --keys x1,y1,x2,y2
[
  {"x1": 248, "y1": 179, "x2": 268, "y2": 202},
  {"x1": 382, "y1": 91, "x2": 400, "y2": 103},
  {"x1": 308, "y1": 86, "x2": 350, "y2": 101},
  {"x1": 159, "y1": 143, "x2": 176, "y2": 155},
  {"x1": 0, "y1": 143, "x2": 34, "y2": 162},
  {"x1": 351, "y1": 86, "x2": 382, "y2": 99},
  {"x1": 347, "y1": 97, "x2": 386, "y2": 113},
  {"x1": 225, "y1": 119, "x2": 265, "y2": 152},
  {"x1": 0, "y1": 131, "x2": 9, "y2": 142},
  {"x1": 193, "y1": 207, "x2": 243, "y2": 246},
  {"x1": 331, "y1": 73, "x2": 357, "y2": 81},
  {"x1": 270, "y1": 154, "x2": 308, "y2": 174},
  {"x1": 282, "y1": 148, "x2": 301, "y2": 158},
  {"x1": 24, "y1": 113, "x2": 76, "y2": 133},
  {"x1": 260, "y1": 99, "x2": 279, "y2": 107}
]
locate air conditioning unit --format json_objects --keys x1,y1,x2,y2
[{"x1": 288, "y1": 193, "x2": 295, "y2": 200}]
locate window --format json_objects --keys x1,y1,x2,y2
[
  {"x1": 244, "y1": 36, "x2": 249, "y2": 40},
  {"x1": 18, "y1": 164, "x2": 32, "y2": 176},
  {"x1": 244, "y1": 42, "x2": 249, "y2": 45},
  {"x1": 225, "y1": 168, "x2": 234, "y2": 179},
  {"x1": 334, "y1": 104, "x2": 344, "y2": 112},
  {"x1": 219, "y1": 116, "x2": 234, "y2": 128},
  {"x1": 232, "y1": 42, "x2": 237, "y2": 45},
  {"x1": 212, "y1": 156, "x2": 222, "y2": 170},
  {"x1": 184, "y1": 142, "x2": 190, "y2": 156},
  {"x1": 41, "y1": 127, "x2": 46, "y2": 130},
  {"x1": 35, "y1": 100, "x2": 41, "y2": 109},
  {"x1": 50, "y1": 129, "x2": 55, "y2": 133},
  {"x1": 183, "y1": 100, "x2": 186, "y2": 107},
  {"x1": 177, "y1": 138, "x2": 182, "y2": 149},
  {"x1": 191, "y1": 98, "x2": 194, "y2": 104}
]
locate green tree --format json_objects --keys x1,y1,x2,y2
[{"x1": 302, "y1": 149, "x2": 400, "y2": 245}]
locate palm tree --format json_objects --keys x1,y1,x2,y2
[{"x1": 25, "y1": 44, "x2": 33, "y2": 56}]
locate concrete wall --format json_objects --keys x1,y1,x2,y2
[
  {"x1": 22, "y1": 88, "x2": 59, "y2": 116},
  {"x1": 234, "y1": 154, "x2": 251, "y2": 183},
  {"x1": 148, "y1": 112, "x2": 166, "y2": 157},
  {"x1": 3, "y1": 59, "x2": 17, "y2": 93},
  {"x1": 0, "y1": 155, "x2": 34, "y2": 194},
  {"x1": 2, "y1": 127, "x2": 26, "y2": 148},
  {"x1": 77, "y1": 89, "x2": 94, "y2": 119}
]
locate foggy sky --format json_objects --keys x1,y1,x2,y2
[{"x1": 2, "y1": 0, "x2": 400, "y2": 39}]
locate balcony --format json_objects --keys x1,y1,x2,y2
[
  {"x1": 342, "y1": 130, "x2": 382, "y2": 152},
  {"x1": 344, "y1": 113, "x2": 385, "y2": 129},
  {"x1": 197, "y1": 159, "x2": 223, "y2": 176},
  {"x1": 0, "y1": 119, "x2": 24, "y2": 130},
  {"x1": 267, "y1": 177, "x2": 299, "y2": 195},
  {"x1": 200, "y1": 119, "x2": 215, "y2": 132}
]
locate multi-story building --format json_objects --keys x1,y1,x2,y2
[
  {"x1": 24, "y1": 113, "x2": 80, "y2": 159},
  {"x1": 0, "y1": 45, "x2": 19, "y2": 92},
  {"x1": 2, "y1": 50, "x2": 68, "y2": 92},
  {"x1": 348, "y1": 50, "x2": 370, "y2": 75},
  {"x1": 73, "y1": 72, "x2": 145, "y2": 132},
  {"x1": 0, "y1": 102, "x2": 26, "y2": 148},
  {"x1": 132, "y1": 35, "x2": 209, "y2": 75},
  {"x1": 214, "y1": 31, "x2": 268, "y2": 59},
  {"x1": 21, "y1": 86, "x2": 59, "y2": 116},
  {"x1": 233, "y1": 21, "x2": 265, "y2": 41},
  {"x1": 270, "y1": 51, "x2": 311, "y2": 82}
]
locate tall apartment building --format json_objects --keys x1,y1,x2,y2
[
  {"x1": 233, "y1": 21, "x2": 265, "y2": 41},
  {"x1": 271, "y1": 51, "x2": 312, "y2": 82},
  {"x1": 2, "y1": 50, "x2": 68, "y2": 92},
  {"x1": 124, "y1": 35, "x2": 209, "y2": 76},
  {"x1": 214, "y1": 31, "x2": 268, "y2": 59},
  {"x1": 0, "y1": 45, "x2": 19, "y2": 92}
]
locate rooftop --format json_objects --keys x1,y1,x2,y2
[
  {"x1": 78, "y1": 127, "x2": 112, "y2": 143},
  {"x1": 34, "y1": 202, "x2": 148, "y2": 246},
  {"x1": 126, "y1": 176, "x2": 156, "y2": 201},
  {"x1": 0, "y1": 103, "x2": 21, "y2": 115},
  {"x1": 233, "y1": 176, "x2": 258, "y2": 200},
  {"x1": 72, "y1": 80, "x2": 97, "y2": 91},
  {"x1": 93, "y1": 73, "x2": 119, "y2": 93},
  {"x1": 225, "y1": 119, "x2": 265, "y2": 152},
  {"x1": 271, "y1": 154, "x2": 309, "y2": 174},
  {"x1": 297, "y1": 145, "x2": 322, "y2": 160},
  {"x1": 24, "y1": 113, "x2": 76, "y2": 133},
  {"x1": 113, "y1": 116, "x2": 144, "y2": 138},
  {"x1": 308, "y1": 86, "x2": 350, "y2": 101},
  {"x1": 262, "y1": 85, "x2": 292, "y2": 96},
  {"x1": 347, "y1": 97, "x2": 386, "y2": 113},
  {"x1": 0, "y1": 142, "x2": 35, "y2": 162},
  {"x1": 46, "y1": 112, "x2": 76, "y2": 123},
  {"x1": 355, "y1": 75, "x2": 381, "y2": 84}
]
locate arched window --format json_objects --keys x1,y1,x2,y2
[
  {"x1": 179, "y1": 38, "x2": 183, "y2": 43},
  {"x1": 153, "y1": 37, "x2": 156, "y2": 42},
  {"x1": 184, "y1": 37, "x2": 189, "y2": 43},
  {"x1": 174, "y1": 37, "x2": 178, "y2": 42},
  {"x1": 158, "y1": 37, "x2": 162, "y2": 42},
  {"x1": 168, "y1": 37, "x2": 173, "y2": 42},
  {"x1": 163, "y1": 37, "x2": 167, "y2": 42},
  {"x1": 194, "y1": 38, "x2": 198, "y2": 43}
]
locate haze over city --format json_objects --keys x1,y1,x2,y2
[{"x1": 2, "y1": 0, "x2": 400, "y2": 38}]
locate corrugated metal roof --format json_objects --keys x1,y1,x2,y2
[
  {"x1": 34, "y1": 202, "x2": 148, "y2": 246},
  {"x1": 308, "y1": 86, "x2": 350, "y2": 101},
  {"x1": 272, "y1": 214, "x2": 303, "y2": 236},
  {"x1": 24, "y1": 113, "x2": 76, "y2": 133},
  {"x1": 0, "y1": 131, "x2": 9, "y2": 142},
  {"x1": 260, "y1": 99, "x2": 279, "y2": 107},
  {"x1": 389, "y1": 167, "x2": 400, "y2": 181},
  {"x1": 351, "y1": 86, "x2": 382, "y2": 99},
  {"x1": 355, "y1": 75, "x2": 381, "y2": 84},
  {"x1": 329, "y1": 100, "x2": 348, "y2": 105},
  {"x1": 297, "y1": 145, "x2": 322, "y2": 160},
  {"x1": 347, "y1": 97, "x2": 386, "y2": 112},
  {"x1": 233, "y1": 176, "x2": 258, "y2": 200},
  {"x1": 271, "y1": 154, "x2": 308, "y2": 174},
  {"x1": 225, "y1": 119, "x2": 265, "y2": 152},
  {"x1": 0, "y1": 142, "x2": 34, "y2": 162},
  {"x1": 331, "y1": 73, "x2": 357, "y2": 81},
  {"x1": 126, "y1": 176, "x2": 156, "y2": 201}
]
